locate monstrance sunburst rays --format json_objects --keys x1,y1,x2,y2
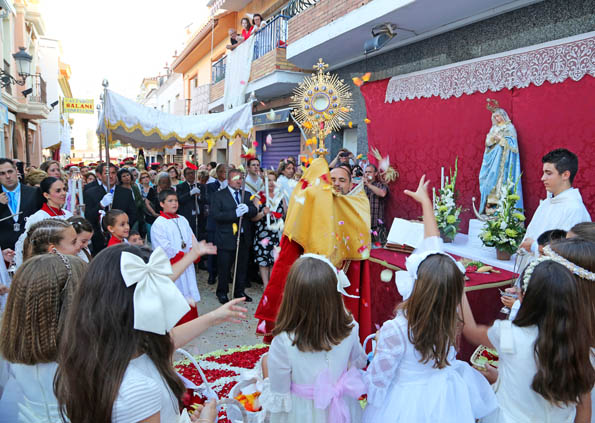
[{"x1": 291, "y1": 59, "x2": 353, "y2": 155}]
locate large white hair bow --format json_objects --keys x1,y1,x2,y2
[
  {"x1": 301, "y1": 253, "x2": 359, "y2": 298},
  {"x1": 120, "y1": 247, "x2": 190, "y2": 334},
  {"x1": 395, "y1": 236, "x2": 465, "y2": 300}
]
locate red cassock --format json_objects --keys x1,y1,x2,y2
[{"x1": 254, "y1": 236, "x2": 373, "y2": 344}]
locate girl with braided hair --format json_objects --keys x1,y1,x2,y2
[
  {"x1": 0, "y1": 253, "x2": 87, "y2": 422},
  {"x1": 14, "y1": 177, "x2": 73, "y2": 268},
  {"x1": 22, "y1": 219, "x2": 79, "y2": 263}
]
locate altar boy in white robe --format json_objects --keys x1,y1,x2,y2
[
  {"x1": 151, "y1": 189, "x2": 217, "y2": 325},
  {"x1": 520, "y1": 148, "x2": 591, "y2": 255}
]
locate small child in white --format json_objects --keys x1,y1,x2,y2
[{"x1": 151, "y1": 189, "x2": 203, "y2": 320}]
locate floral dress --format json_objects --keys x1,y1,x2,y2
[{"x1": 253, "y1": 200, "x2": 284, "y2": 267}]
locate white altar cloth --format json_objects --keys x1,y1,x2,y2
[{"x1": 442, "y1": 233, "x2": 518, "y2": 273}]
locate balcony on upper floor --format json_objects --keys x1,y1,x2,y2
[
  {"x1": 286, "y1": 0, "x2": 543, "y2": 70},
  {"x1": 208, "y1": 14, "x2": 307, "y2": 111},
  {"x1": 19, "y1": 74, "x2": 50, "y2": 120}
]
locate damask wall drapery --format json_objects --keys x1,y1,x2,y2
[{"x1": 361, "y1": 33, "x2": 595, "y2": 232}]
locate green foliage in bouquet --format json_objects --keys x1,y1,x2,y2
[
  {"x1": 480, "y1": 176, "x2": 526, "y2": 254},
  {"x1": 434, "y1": 158, "x2": 462, "y2": 241}
]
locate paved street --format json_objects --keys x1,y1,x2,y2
[{"x1": 174, "y1": 266, "x2": 265, "y2": 360}]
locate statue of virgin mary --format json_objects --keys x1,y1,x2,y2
[{"x1": 478, "y1": 99, "x2": 523, "y2": 214}]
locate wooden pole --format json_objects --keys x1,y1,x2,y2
[{"x1": 231, "y1": 137, "x2": 247, "y2": 297}]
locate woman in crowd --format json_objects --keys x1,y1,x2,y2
[
  {"x1": 252, "y1": 13, "x2": 266, "y2": 32},
  {"x1": 240, "y1": 16, "x2": 253, "y2": 40},
  {"x1": 168, "y1": 166, "x2": 181, "y2": 186},
  {"x1": 54, "y1": 242, "x2": 245, "y2": 423},
  {"x1": 68, "y1": 216, "x2": 94, "y2": 262},
  {"x1": 276, "y1": 160, "x2": 296, "y2": 204},
  {"x1": 0, "y1": 253, "x2": 87, "y2": 422},
  {"x1": 118, "y1": 168, "x2": 145, "y2": 236},
  {"x1": 252, "y1": 170, "x2": 286, "y2": 287},
  {"x1": 39, "y1": 160, "x2": 62, "y2": 179},
  {"x1": 145, "y1": 172, "x2": 171, "y2": 242},
  {"x1": 84, "y1": 172, "x2": 96, "y2": 185},
  {"x1": 14, "y1": 177, "x2": 73, "y2": 267},
  {"x1": 139, "y1": 170, "x2": 153, "y2": 198},
  {"x1": 24, "y1": 168, "x2": 47, "y2": 187}
]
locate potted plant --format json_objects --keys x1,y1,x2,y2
[
  {"x1": 479, "y1": 177, "x2": 526, "y2": 260},
  {"x1": 434, "y1": 158, "x2": 462, "y2": 243}
]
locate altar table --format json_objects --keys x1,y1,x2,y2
[{"x1": 365, "y1": 248, "x2": 518, "y2": 361}]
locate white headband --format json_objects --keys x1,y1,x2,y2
[
  {"x1": 120, "y1": 247, "x2": 190, "y2": 334},
  {"x1": 301, "y1": 253, "x2": 359, "y2": 298},
  {"x1": 522, "y1": 244, "x2": 595, "y2": 292},
  {"x1": 395, "y1": 236, "x2": 466, "y2": 300}
]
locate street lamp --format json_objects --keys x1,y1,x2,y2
[
  {"x1": 13, "y1": 47, "x2": 32, "y2": 77},
  {"x1": 0, "y1": 47, "x2": 34, "y2": 88}
]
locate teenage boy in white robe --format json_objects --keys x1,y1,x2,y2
[
  {"x1": 151, "y1": 189, "x2": 217, "y2": 314},
  {"x1": 520, "y1": 148, "x2": 591, "y2": 255}
]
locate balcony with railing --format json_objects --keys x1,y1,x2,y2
[
  {"x1": 19, "y1": 74, "x2": 50, "y2": 119},
  {"x1": 209, "y1": 14, "x2": 307, "y2": 107},
  {"x1": 29, "y1": 74, "x2": 47, "y2": 104}
]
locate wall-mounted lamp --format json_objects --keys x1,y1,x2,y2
[
  {"x1": 0, "y1": 47, "x2": 34, "y2": 88},
  {"x1": 22, "y1": 88, "x2": 32, "y2": 98}
]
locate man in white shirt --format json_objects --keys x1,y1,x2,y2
[
  {"x1": 520, "y1": 148, "x2": 591, "y2": 254},
  {"x1": 244, "y1": 158, "x2": 263, "y2": 196}
]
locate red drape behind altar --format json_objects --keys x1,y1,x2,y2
[{"x1": 361, "y1": 76, "x2": 595, "y2": 232}]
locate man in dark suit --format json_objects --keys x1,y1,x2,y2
[
  {"x1": 177, "y1": 167, "x2": 206, "y2": 240},
  {"x1": 211, "y1": 168, "x2": 257, "y2": 304},
  {"x1": 205, "y1": 164, "x2": 228, "y2": 285},
  {"x1": 84, "y1": 163, "x2": 137, "y2": 255},
  {"x1": 0, "y1": 158, "x2": 42, "y2": 250}
]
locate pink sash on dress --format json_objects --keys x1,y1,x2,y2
[{"x1": 290, "y1": 367, "x2": 365, "y2": 423}]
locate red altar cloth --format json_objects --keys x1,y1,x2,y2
[
  {"x1": 368, "y1": 248, "x2": 517, "y2": 360},
  {"x1": 254, "y1": 236, "x2": 373, "y2": 344}
]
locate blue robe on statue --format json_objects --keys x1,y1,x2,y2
[{"x1": 478, "y1": 109, "x2": 523, "y2": 213}]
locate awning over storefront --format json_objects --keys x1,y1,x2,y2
[{"x1": 97, "y1": 89, "x2": 253, "y2": 149}]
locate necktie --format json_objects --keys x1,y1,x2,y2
[
  {"x1": 7, "y1": 191, "x2": 16, "y2": 213},
  {"x1": 234, "y1": 190, "x2": 241, "y2": 205}
]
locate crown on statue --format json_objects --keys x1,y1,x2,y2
[{"x1": 486, "y1": 98, "x2": 500, "y2": 113}]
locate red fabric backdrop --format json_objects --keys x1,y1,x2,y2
[{"x1": 361, "y1": 76, "x2": 595, "y2": 232}]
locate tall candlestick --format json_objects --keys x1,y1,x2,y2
[
  {"x1": 264, "y1": 174, "x2": 270, "y2": 229},
  {"x1": 441, "y1": 167, "x2": 444, "y2": 189},
  {"x1": 69, "y1": 179, "x2": 76, "y2": 212},
  {"x1": 77, "y1": 179, "x2": 83, "y2": 204}
]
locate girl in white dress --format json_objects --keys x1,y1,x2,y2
[
  {"x1": 0, "y1": 253, "x2": 87, "y2": 423},
  {"x1": 363, "y1": 175, "x2": 498, "y2": 423},
  {"x1": 463, "y1": 239, "x2": 594, "y2": 423},
  {"x1": 54, "y1": 241, "x2": 247, "y2": 423},
  {"x1": 260, "y1": 254, "x2": 367, "y2": 423},
  {"x1": 14, "y1": 177, "x2": 73, "y2": 268}
]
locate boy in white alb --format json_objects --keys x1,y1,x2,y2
[
  {"x1": 520, "y1": 148, "x2": 591, "y2": 255},
  {"x1": 151, "y1": 189, "x2": 201, "y2": 311}
]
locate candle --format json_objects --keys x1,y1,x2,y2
[
  {"x1": 69, "y1": 179, "x2": 76, "y2": 212},
  {"x1": 264, "y1": 173, "x2": 270, "y2": 229},
  {"x1": 432, "y1": 187, "x2": 436, "y2": 207},
  {"x1": 441, "y1": 167, "x2": 444, "y2": 189},
  {"x1": 77, "y1": 179, "x2": 83, "y2": 205}
]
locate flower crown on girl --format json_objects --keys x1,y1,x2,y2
[
  {"x1": 522, "y1": 245, "x2": 595, "y2": 292},
  {"x1": 300, "y1": 253, "x2": 359, "y2": 298},
  {"x1": 395, "y1": 236, "x2": 466, "y2": 300}
]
